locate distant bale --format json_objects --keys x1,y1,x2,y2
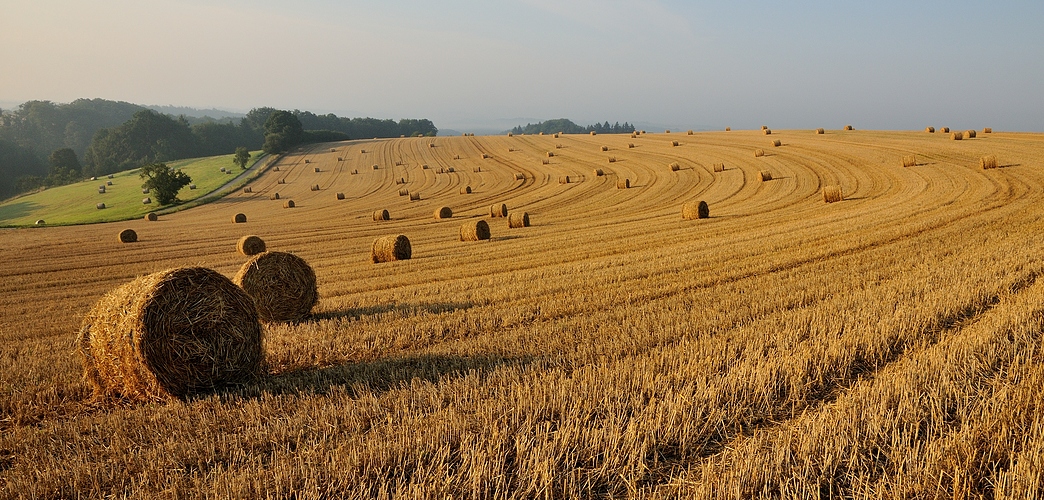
[
  {"x1": 553, "y1": 133, "x2": 560, "y2": 138},
  {"x1": 687, "y1": 130, "x2": 694, "y2": 135},
  {"x1": 372, "y1": 209, "x2": 390, "y2": 221},
  {"x1": 670, "y1": 163, "x2": 681, "y2": 171},
  {"x1": 617, "y1": 179, "x2": 630, "y2": 189},
  {"x1": 490, "y1": 203, "x2": 508, "y2": 218},
  {"x1": 672, "y1": 140, "x2": 680, "y2": 146},
  {"x1": 107, "y1": 181, "x2": 113, "y2": 186},
  {"x1": 951, "y1": 131, "x2": 964, "y2": 140},
  {"x1": 336, "y1": 192, "x2": 345, "y2": 200},
  {"x1": 983, "y1": 127, "x2": 992, "y2": 134},
  {"x1": 601, "y1": 146, "x2": 608, "y2": 151},
  {"x1": 98, "y1": 186, "x2": 106, "y2": 193},
  {"x1": 628, "y1": 143, "x2": 635, "y2": 148},
  {"x1": 372, "y1": 164, "x2": 379, "y2": 170},
  {"x1": 220, "y1": 167, "x2": 226, "y2": 172},
  {"x1": 474, "y1": 167, "x2": 482, "y2": 172},
  {"x1": 447, "y1": 167, "x2": 455, "y2": 173},
  {"x1": 243, "y1": 187, "x2": 252, "y2": 194},
  {"x1": 816, "y1": 128, "x2": 825, "y2": 134},
  {"x1": 395, "y1": 178, "x2": 405, "y2": 185},
  {"x1": 35, "y1": 219, "x2": 45, "y2": 225},
  {"x1": 772, "y1": 139, "x2": 782, "y2": 147},
  {"x1": 508, "y1": 212, "x2": 530, "y2": 228},
  {"x1": 310, "y1": 184, "x2": 320, "y2": 191},
  {"x1": 965, "y1": 129, "x2": 976, "y2": 138},
  {"x1": 761, "y1": 125, "x2": 768, "y2": 130},
  {"x1": 901, "y1": 155, "x2": 917, "y2": 168},
  {"x1": 514, "y1": 173, "x2": 525, "y2": 180},
  {"x1": 76, "y1": 267, "x2": 263, "y2": 401},
  {"x1": 428, "y1": 143, "x2": 435, "y2": 148},
  {"x1": 304, "y1": 160, "x2": 310, "y2": 164},
  {"x1": 142, "y1": 197, "x2": 152, "y2": 204},
  {"x1": 434, "y1": 206, "x2": 453, "y2": 219},
  {"x1": 234, "y1": 251, "x2": 318, "y2": 323},
  {"x1": 593, "y1": 168, "x2": 605, "y2": 176},
  {"x1": 422, "y1": 164, "x2": 430, "y2": 169},
  {"x1": 283, "y1": 200, "x2": 295, "y2": 208},
  {"x1": 459, "y1": 220, "x2": 491, "y2": 241},
  {"x1": 590, "y1": 131, "x2": 597, "y2": 135},
  {"x1": 507, "y1": 132, "x2": 513, "y2": 137},
  {"x1": 351, "y1": 170, "x2": 358, "y2": 174},
  {"x1": 189, "y1": 184, "x2": 196, "y2": 190},
  {"x1": 145, "y1": 212, "x2": 158, "y2": 222},
  {"x1": 844, "y1": 125, "x2": 854, "y2": 131},
  {"x1": 118, "y1": 229, "x2": 138, "y2": 243},
  {"x1": 713, "y1": 163, "x2": 726, "y2": 172},
  {"x1": 823, "y1": 185, "x2": 844, "y2": 203},
  {"x1": 608, "y1": 157, "x2": 617, "y2": 163},
  {"x1": 546, "y1": 152, "x2": 554, "y2": 157},
  {"x1": 682, "y1": 201, "x2": 709, "y2": 220},
  {"x1": 274, "y1": 167, "x2": 280, "y2": 172},
  {"x1": 314, "y1": 167, "x2": 320, "y2": 173},
  {"x1": 107, "y1": 174, "x2": 114, "y2": 179},
  {"x1": 142, "y1": 188, "x2": 150, "y2": 194},
  {"x1": 542, "y1": 159, "x2": 550, "y2": 165},
  {"x1": 481, "y1": 154, "x2": 490, "y2": 159},
  {"x1": 271, "y1": 193, "x2": 280, "y2": 200},
  {"x1": 630, "y1": 133, "x2": 637, "y2": 138},
  {"x1": 754, "y1": 149, "x2": 765, "y2": 157},
  {"x1": 360, "y1": 149, "x2": 367, "y2": 153},
  {"x1": 941, "y1": 127, "x2": 950, "y2": 133},
  {"x1": 278, "y1": 179, "x2": 285, "y2": 184},
  {"x1": 236, "y1": 235, "x2": 266, "y2": 256},
  {"x1": 371, "y1": 235, "x2": 411, "y2": 263},
  {"x1": 980, "y1": 155, "x2": 998, "y2": 170},
  {"x1": 337, "y1": 157, "x2": 342, "y2": 161},
  {"x1": 665, "y1": 130, "x2": 671, "y2": 134},
  {"x1": 763, "y1": 129, "x2": 772, "y2": 135},
  {"x1": 759, "y1": 171, "x2": 773, "y2": 182},
  {"x1": 925, "y1": 126, "x2": 935, "y2": 133},
  {"x1": 460, "y1": 186, "x2": 472, "y2": 194},
  {"x1": 559, "y1": 175, "x2": 571, "y2": 184},
  {"x1": 409, "y1": 192, "x2": 421, "y2": 201},
  {"x1": 96, "y1": 203, "x2": 106, "y2": 209}
]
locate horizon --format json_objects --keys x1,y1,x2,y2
[{"x1": 2, "y1": 1, "x2": 1043, "y2": 132}]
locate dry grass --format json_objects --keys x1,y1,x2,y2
[{"x1": 233, "y1": 251, "x2": 318, "y2": 323}]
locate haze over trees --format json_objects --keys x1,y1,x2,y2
[{"x1": 510, "y1": 118, "x2": 635, "y2": 135}]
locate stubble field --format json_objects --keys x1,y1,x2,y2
[{"x1": 1, "y1": 128, "x2": 1043, "y2": 498}]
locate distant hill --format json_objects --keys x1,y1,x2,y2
[{"x1": 510, "y1": 118, "x2": 635, "y2": 135}]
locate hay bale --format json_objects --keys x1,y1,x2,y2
[
  {"x1": 670, "y1": 163, "x2": 681, "y2": 171},
  {"x1": 271, "y1": 193, "x2": 280, "y2": 200},
  {"x1": 304, "y1": 160, "x2": 310, "y2": 164},
  {"x1": 447, "y1": 167, "x2": 455, "y2": 173},
  {"x1": 141, "y1": 197, "x2": 151, "y2": 204},
  {"x1": 507, "y1": 132, "x2": 513, "y2": 137},
  {"x1": 763, "y1": 129, "x2": 772, "y2": 135},
  {"x1": 980, "y1": 155, "x2": 998, "y2": 170},
  {"x1": 617, "y1": 179, "x2": 630, "y2": 189},
  {"x1": 553, "y1": 133, "x2": 560, "y2": 138},
  {"x1": 772, "y1": 139, "x2": 782, "y2": 147},
  {"x1": 555, "y1": 144, "x2": 563, "y2": 149},
  {"x1": 672, "y1": 140, "x2": 680, "y2": 146},
  {"x1": 395, "y1": 178, "x2": 405, "y2": 185},
  {"x1": 371, "y1": 235, "x2": 411, "y2": 263},
  {"x1": 665, "y1": 130, "x2": 671, "y2": 134},
  {"x1": 823, "y1": 185, "x2": 844, "y2": 203},
  {"x1": 901, "y1": 155, "x2": 917, "y2": 168},
  {"x1": 754, "y1": 149, "x2": 765, "y2": 158},
  {"x1": 481, "y1": 154, "x2": 490, "y2": 159},
  {"x1": 144, "y1": 212, "x2": 158, "y2": 221},
  {"x1": 965, "y1": 129, "x2": 976, "y2": 138},
  {"x1": 761, "y1": 126, "x2": 768, "y2": 130},
  {"x1": 542, "y1": 159, "x2": 550, "y2": 165},
  {"x1": 274, "y1": 166, "x2": 280, "y2": 172},
  {"x1": 277, "y1": 179, "x2": 285, "y2": 184},
  {"x1": 360, "y1": 149, "x2": 367, "y2": 153},
  {"x1": 313, "y1": 167, "x2": 320, "y2": 173},
  {"x1": 337, "y1": 157, "x2": 343, "y2": 161},
  {"x1": 98, "y1": 186, "x2": 106, "y2": 193},
  {"x1": 118, "y1": 229, "x2": 137, "y2": 243},
  {"x1": 983, "y1": 127, "x2": 992, "y2": 134},
  {"x1": 608, "y1": 157, "x2": 617, "y2": 163},
  {"x1": 459, "y1": 220, "x2": 490, "y2": 241},
  {"x1": 514, "y1": 173, "x2": 525, "y2": 180},
  {"x1": 142, "y1": 188, "x2": 150, "y2": 194},
  {"x1": 951, "y1": 131, "x2": 964, "y2": 140},
  {"x1": 95, "y1": 202, "x2": 106, "y2": 210},
  {"x1": 234, "y1": 252, "x2": 317, "y2": 323},
  {"x1": 490, "y1": 203, "x2": 508, "y2": 218},
  {"x1": 593, "y1": 169, "x2": 605, "y2": 176},
  {"x1": 681, "y1": 201, "x2": 709, "y2": 220},
  {"x1": 631, "y1": 133, "x2": 637, "y2": 138},
  {"x1": 844, "y1": 125, "x2": 854, "y2": 131},
  {"x1": 422, "y1": 164, "x2": 430, "y2": 169},
  {"x1": 713, "y1": 163, "x2": 726, "y2": 173},
  {"x1": 601, "y1": 146, "x2": 609, "y2": 152},
  {"x1": 925, "y1": 126, "x2": 935, "y2": 133},
  {"x1": 107, "y1": 181, "x2": 113, "y2": 186},
  {"x1": 283, "y1": 200, "x2": 295, "y2": 209},
  {"x1": 816, "y1": 128, "x2": 825, "y2": 134},
  {"x1": 460, "y1": 186, "x2": 472, "y2": 194},
  {"x1": 243, "y1": 187, "x2": 252, "y2": 194},
  {"x1": 687, "y1": 130, "x2": 694, "y2": 135},
  {"x1": 508, "y1": 212, "x2": 530, "y2": 228},
  {"x1": 236, "y1": 235, "x2": 266, "y2": 256},
  {"x1": 474, "y1": 167, "x2": 482, "y2": 172},
  {"x1": 373, "y1": 209, "x2": 390, "y2": 221},
  {"x1": 628, "y1": 143, "x2": 635, "y2": 148},
  {"x1": 941, "y1": 127, "x2": 950, "y2": 133},
  {"x1": 35, "y1": 219, "x2": 45, "y2": 225},
  {"x1": 759, "y1": 171, "x2": 773, "y2": 182},
  {"x1": 546, "y1": 152, "x2": 554, "y2": 157},
  {"x1": 590, "y1": 131, "x2": 597, "y2": 135},
  {"x1": 428, "y1": 143, "x2": 435, "y2": 148},
  {"x1": 351, "y1": 170, "x2": 358, "y2": 175},
  {"x1": 559, "y1": 175, "x2": 571, "y2": 184},
  {"x1": 372, "y1": 164, "x2": 379, "y2": 170},
  {"x1": 725, "y1": 127, "x2": 731, "y2": 131},
  {"x1": 107, "y1": 174, "x2": 114, "y2": 179},
  {"x1": 310, "y1": 184, "x2": 320, "y2": 191},
  {"x1": 220, "y1": 167, "x2": 226, "y2": 172},
  {"x1": 336, "y1": 192, "x2": 345, "y2": 200},
  {"x1": 409, "y1": 192, "x2": 421, "y2": 201},
  {"x1": 77, "y1": 267, "x2": 263, "y2": 401},
  {"x1": 434, "y1": 206, "x2": 453, "y2": 219}
]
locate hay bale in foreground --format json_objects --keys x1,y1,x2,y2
[
  {"x1": 901, "y1": 155, "x2": 917, "y2": 168},
  {"x1": 713, "y1": 163, "x2": 726, "y2": 172},
  {"x1": 234, "y1": 252, "x2": 318, "y2": 323},
  {"x1": 490, "y1": 203, "x2": 508, "y2": 218},
  {"x1": 759, "y1": 171, "x2": 773, "y2": 182},
  {"x1": 925, "y1": 126, "x2": 935, "y2": 133},
  {"x1": 772, "y1": 139, "x2": 782, "y2": 147},
  {"x1": 372, "y1": 235, "x2": 411, "y2": 263},
  {"x1": 145, "y1": 212, "x2": 158, "y2": 222},
  {"x1": 283, "y1": 200, "x2": 295, "y2": 209},
  {"x1": 373, "y1": 209, "x2": 390, "y2": 221},
  {"x1": 233, "y1": 213, "x2": 247, "y2": 223},
  {"x1": 77, "y1": 267, "x2": 263, "y2": 401},
  {"x1": 823, "y1": 185, "x2": 844, "y2": 203},
  {"x1": 617, "y1": 179, "x2": 630, "y2": 189},
  {"x1": 672, "y1": 140, "x2": 680, "y2": 146},
  {"x1": 237, "y1": 235, "x2": 266, "y2": 256},
  {"x1": 682, "y1": 201, "x2": 709, "y2": 220},
  {"x1": 593, "y1": 169, "x2": 605, "y2": 176},
  {"x1": 754, "y1": 149, "x2": 765, "y2": 158},
  {"x1": 670, "y1": 163, "x2": 681, "y2": 171},
  {"x1": 434, "y1": 206, "x2": 453, "y2": 219},
  {"x1": 459, "y1": 220, "x2": 490, "y2": 241},
  {"x1": 118, "y1": 229, "x2": 137, "y2": 243},
  {"x1": 951, "y1": 131, "x2": 964, "y2": 140},
  {"x1": 980, "y1": 155, "x2": 998, "y2": 170},
  {"x1": 336, "y1": 192, "x2": 345, "y2": 200},
  {"x1": 508, "y1": 212, "x2": 530, "y2": 228},
  {"x1": 460, "y1": 186, "x2": 472, "y2": 194}
]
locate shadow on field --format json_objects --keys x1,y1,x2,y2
[
  {"x1": 0, "y1": 200, "x2": 42, "y2": 223},
  {"x1": 311, "y1": 301, "x2": 476, "y2": 322},
  {"x1": 999, "y1": 163, "x2": 1021, "y2": 169},
  {"x1": 258, "y1": 353, "x2": 530, "y2": 397}
]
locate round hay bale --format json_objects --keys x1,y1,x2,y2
[
  {"x1": 434, "y1": 206, "x2": 453, "y2": 219},
  {"x1": 542, "y1": 159, "x2": 550, "y2": 165},
  {"x1": 713, "y1": 163, "x2": 726, "y2": 173},
  {"x1": 283, "y1": 200, "x2": 295, "y2": 209},
  {"x1": 965, "y1": 129, "x2": 976, "y2": 139},
  {"x1": 35, "y1": 219, "x2": 45, "y2": 225},
  {"x1": 372, "y1": 209, "x2": 390, "y2": 221},
  {"x1": 617, "y1": 179, "x2": 630, "y2": 189},
  {"x1": 670, "y1": 163, "x2": 681, "y2": 171},
  {"x1": 447, "y1": 167, "x2": 455, "y2": 173},
  {"x1": 593, "y1": 169, "x2": 605, "y2": 176},
  {"x1": 980, "y1": 155, "x2": 998, "y2": 170},
  {"x1": 481, "y1": 154, "x2": 490, "y2": 159},
  {"x1": 108, "y1": 174, "x2": 115, "y2": 179},
  {"x1": 754, "y1": 149, "x2": 765, "y2": 158},
  {"x1": 234, "y1": 252, "x2": 317, "y2": 323},
  {"x1": 277, "y1": 179, "x2": 285, "y2": 184},
  {"x1": 823, "y1": 185, "x2": 844, "y2": 203},
  {"x1": 409, "y1": 192, "x2": 421, "y2": 201},
  {"x1": 145, "y1": 212, "x2": 158, "y2": 221},
  {"x1": 590, "y1": 131, "x2": 597, "y2": 135},
  {"x1": 687, "y1": 130, "x2": 694, "y2": 135},
  {"x1": 665, "y1": 129, "x2": 671, "y2": 134},
  {"x1": 337, "y1": 157, "x2": 342, "y2": 161},
  {"x1": 763, "y1": 129, "x2": 772, "y2": 135},
  {"x1": 372, "y1": 235, "x2": 411, "y2": 263},
  {"x1": 474, "y1": 167, "x2": 482, "y2": 172},
  {"x1": 608, "y1": 157, "x2": 617, "y2": 163},
  {"x1": 553, "y1": 133, "x2": 560, "y2": 138},
  {"x1": 106, "y1": 180, "x2": 113, "y2": 186},
  {"x1": 189, "y1": 184, "x2": 197, "y2": 190},
  {"x1": 951, "y1": 131, "x2": 964, "y2": 140},
  {"x1": 336, "y1": 192, "x2": 345, "y2": 200},
  {"x1": 559, "y1": 175, "x2": 571, "y2": 184},
  {"x1": 508, "y1": 212, "x2": 530, "y2": 228},
  {"x1": 96, "y1": 203, "x2": 106, "y2": 210},
  {"x1": 601, "y1": 146, "x2": 609, "y2": 152},
  {"x1": 816, "y1": 128, "x2": 825, "y2": 134},
  {"x1": 142, "y1": 188, "x2": 150, "y2": 194},
  {"x1": 459, "y1": 220, "x2": 490, "y2": 241},
  {"x1": 118, "y1": 229, "x2": 137, "y2": 243},
  {"x1": 274, "y1": 166, "x2": 280, "y2": 172},
  {"x1": 759, "y1": 171, "x2": 773, "y2": 182},
  {"x1": 546, "y1": 152, "x2": 554, "y2": 157},
  {"x1": 237, "y1": 235, "x2": 266, "y2": 256},
  {"x1": 725, "y1": 127, "x2": 731, "y2": 131},
  {"x1": 243, "y1": 187, "x2": 252, "y2": 194},
  {"x1": 314, "y1": 167, "x2": 320, "y2": 173},
  {"x1": 901, "y1": 155, "x2": 917, "y2": 168},
  {"x1": 98, "y1": 186, "x2": 106, "y2": 193},
  {"x1": 507, "y1": 132, "x2": 513, "y2": 137},
  {"x1": 514, "y1": 173, "x2": 525, "y2": 180},
  {"x1": 422, "y1": 164, "x2": 430, "y2": 169},
  {"x1": 310, "y1": 184, "x2": 320, "y2": 191},
  {"x1": 271, "y1": 193, "x2": 280, "y2": 200},
  {"x1": 672, "y1": 140, "x2": 680, "y2": 146},
  {"x1": 372, "y1": 164, "x2": 379, "y2": 170},
  {"x1": 983, "y1": 127, "x2": 992, "y2": 134},
  {"x1": 925, "y1": 126, "x2": 935, "y2": 133},
  {"x1": 220, "y1": 167, "x2": 226, "y2": 172},
  {"x1": 428, "y1": 143, "x2": 435, "y2": 148},
  {"x1": 628, "y1": 143, "x2": 635, "y2": 148},
  {"x1": 142, "y1": 197, "x2": 152, "y2": 204},
  {"x1": 233, "y1": 213, "x2": 247, "y2": 223},
  {"x1": 555, "y1": 144, "x2": 563, "y2": 149},
  {"x1": 844, "y1": 125, "x2": 854, "y2": 131},
  {"x1": 351, "y1": 170, "x2": 358, "y2": 175},
  {"x1": 398, "y1": 188, "x2": 409, "y2": 197},
  {"x1": 941, "y1": 127, "x2": 950, "y2": 133},
  {"x1": 460, "y1": 186, "x2": 472, "y2": 194},
  {"x1": 77, "y1": 267, "x2": 263, "y2": 401},
  {"x1": 490, "y1": 203, "x2": 508, "y2": 218},
  {"x1": 681, "y1": 201, "x2": 709, "y2": 220},
  {"x1": 772, "y1": 139, "x2": 782, "y2": 147}
]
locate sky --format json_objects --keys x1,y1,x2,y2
[{"x1": 2, "y1": 0, "x2": 1042, "y2": 132}]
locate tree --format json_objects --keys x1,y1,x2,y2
[
  {"x1": 139, "y1": 163, "x2": 191, "y2": 205},
  {"x1": 233, "y1": 147, "x2": 251, "y2": 169},
  {"x1": 262, "y1": 110, "x2": 303, "y2": 154},
  {"x1": 48, "y1": 148, "x2": 81, "y2": 175}
]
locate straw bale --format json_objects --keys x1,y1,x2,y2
[
  {"x1": 236, "y1": 235, "x2": 266, "y2": 256},
  {"x1": 234, "y1": 252, "x2": 318, "y2": 323},
  {"x1": 145, "y1": 212, "x2": 158, "y2": 221},
  {"x1": 980, "y1": 155, "x2": 998, "y2": 170},
  {"x1": 233, "y1": 213, "x2": 247, "y2": 223},
  {"x1": 118, "y1": 229, "x2": 138, "y2": 243},
  {"x1": 823, "y1": 185, "x2": 844, "y2": 203},
  {"x1": 759, "y1": 171, "x2": 772, "y2": 182},
  {"x1": 490, "y1": 203, "x2": 508, "y2": 217},
  {"x1": 681, "y1": 201, "x2": 709, "y2": 220},
  {"x1": 283, "y1": 200, "x2": 295, "y2": 208},
  {"x1": 372, "y1": 209, "x2": 390, "y2": 221},
  {"x1": 434, "y1": 207, "x2": 453, "y2": 219},
  {"x1": 459, "y1": 220, "x2": 490, "y2": 241},
  {"x1": 371, "y1": 235, "x2": 411, "y2": 262},
  {"x1": 617, "y1": 179, "x2": 630, "y2": 189}
]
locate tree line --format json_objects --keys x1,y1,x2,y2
[
  {"x1": 510, "y1": 118, "x2": 635, "y2": 136},
  {"x1": 0, "y1": 99, "x2": 439, "y2": 200}
]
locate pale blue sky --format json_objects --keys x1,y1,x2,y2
[{"x1": 2, "y1": 0, "x2": 1041, "y2": 131}]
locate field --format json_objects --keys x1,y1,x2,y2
[
  {"x1": 2, "y1": 129, "x2": 1043, "y2": 498},
  {"x1": 0, "y1": 152, "x2": 263, "y2": 227}
]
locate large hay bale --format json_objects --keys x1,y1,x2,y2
[
  {"x1": 669, "y1": 163, "x2": 681, "y2": 171},
  {"x1": 277, "y1": 179, "x2": 285, "y2": 184},
  {"x1": 434, "y1": 206, "x2": 453, "y2": 219},
  {"x1": 234, "y1": 252, "x2": 317, "y2": 323},
  {"x1": 508, "y1": 212, "x2": 530, "y2": 228},
  {"x1": 304, "y1": 160, "x2": 310, "y2": 164},
  {"x1": 593, "y1": 169, "x2": 605, "y2": 176},
  {"x1": 713, "y1": 163, "x2": 726, "y2": 173},
  {"x1": 617, "y1": 179, "x2": 630, "y2": 189},
  {"x1": 725, "y1": 127, "x2": 731, "y2": 131},
  {"x1": 965, "y1": 129, "x2": 977, "y2": 138},
  {"x1": 142, "y1": 197, "x2": 152, "y2": 204},
  {"x1": 96, "y1": 203, "x2": 106, "y2": 209},
  {"x1": 233, "y1": 213, "x2": 247, "y2": 223},
  {"x1": 761, "y1": 126, "x2": 768, "y2": 130},
  {"x1": 665, "y1": 129, "x2": 671, "y2": 134},
  {"x1": 372, "y1": 164, "x2": 379, "y2": 170},
  {"x1": 310, "y1": 184, "x2": 320, "y2": 191},
  {"x1": 283, "y1": 200, "x2": 295, "y2": 208},
  {"x1": 590, "y1": 131, "x2": 597, "y2": 136},
  {"x1": 542, "y1": 159, "x2": 550, "y2": 165},
  {"x1": 422, "y1": 164, "x2": 430, "y2": 169},
  {"x1": 772, "y1": 139, "x2": 782, "y2": 147},
  {"x1": 220, "y1": 167, "x2": 226, "y2": 172},
  {"x1": 351, "y1": 170, "x2": 358, "y2": 175},
  {"x1": 844, "y1": 125, "x2": 854, "y2": 131},
  {"x1": 460, "y1": 186, "x2": 472, "y2": 194},
  {"x1": 507, "y1": 132, "x2": 513, "y2": 137},
  {"x1": 237, "y1": 235, "x2": 266, "y2": 256},
  {"x1": 759, "y1": 171, "x2": 773, "y2": 182},
  {"x1": 514, "y1": 173, "x2": 525, "y2": 180},
  {"x1": 118, "y1": 229, "x2": 138, "y2": 243},
  {"x1": 190, "y1": 184, "x2": 197, "y2": 190},
  {"x1": 951, "y1": 131, "x2": 964, "y2": 140},
  {"x1": 925, "y1": 126, "x2": 935, "y2": 133},
  {"x1": 490, "y1": 203, "x2": 508, "y2": 217},
  {"x1": 681, "y1": 201, "x2": 709, "y2": 220},
  {"x1": 983, "y1": 127, "x2": 992, "y2": 134},
  {"x1": 901, "y1": 155, "x2": 917, "y2": 168},
  {"x1": 107, "y1": 174, "x2": 114, "y2": 179},
  {"x1": 395, "y1": 178, "x2": 405, "y2": 185},
  {"x1": 816, "y1": 128, "x2": 825, "y2": 134},
  {"x1": 481, "y1": 154, "x2": 490, "y2": 159},
  {"x1": 428, "y1": 143, "x2": 435, "y2": 148},
  {"x1": 106, "y1": 180, "x2": 113, "y2": 186},
  {"x1": 754, "y1": 149, "x2": 765, "y2": 158},
  {"x1": 409, "y1": 192, "x2": 421, "y2": 201},
  {"x1": 373, "y1": 209, "x2": 390, "y2": 221},
  {"x1": 555, "y1": 144, "x2": 563, "y2": 149},
  {"x1": 372, "y1": 235, "x2": 411, "y2": 263},
  {"x1": 459, "y1": 220, "x2": 490, "y2": 241},
  {"x1": 98, "y1": 186, "x2": 106, "y2": 194},
  {"x1": 980, "y1": 155, "x2": 998, "y2": 170},
  {"x1": 77, "y1": 267, "x2": 263, "y2": 401},
  {"x1": 336, "y1": 192, "x2": 345, "y2": 200},
  {"x1": 447, "y1": 167, "x2": 455, "y2": 173},
  {"x1": 474, "y1": 167, "x2": 482, "y2": 172},
  {"x1": 823, "y1": 185, "x2": 844, "y2": 203},
  {"x1": 553, "y1": 133, "x2": 560, "y2": 138},
  {"x1": 145, "y1": 212, "x2": 158, "y2": 222},
  {"x1": 559, "y1": 175, "x2": 571, "y2": 184},
  {"x1": 142, "y1": 188, "x2": 150, "y2": 194}
]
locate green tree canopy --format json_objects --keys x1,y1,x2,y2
[
  {"x1": 139, "y1": 162, "x2": 191, "y2": 205},
  {"x1": 262, "y1": 110, "x2": 303, "y2": 154},
  {"x1": 233, "y1": 147, "x2": 251, "y2": 169}
]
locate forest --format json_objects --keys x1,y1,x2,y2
[{"x1": 509, "y1": 118, "x2": 635, "y2": 136}]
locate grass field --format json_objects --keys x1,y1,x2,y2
[
  {"x1": 0, "y1": 152, "x2": 263, "y2": 226},
  {"x1": 2, "y1": 130, "x2": 1043, "y2": 497}
]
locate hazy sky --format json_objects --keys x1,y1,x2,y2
[{"x1": 3, "y1": 0, "x2": 1042, "y2": 131}]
